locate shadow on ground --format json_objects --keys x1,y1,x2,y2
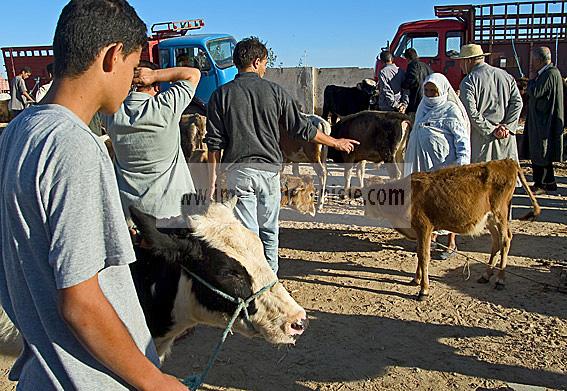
[{"x1": 163, "y1": 309, "x2": 566, "y2": 390}]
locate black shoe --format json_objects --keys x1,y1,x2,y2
[{"x1": 543, "y1": 183, "x2": 558, "y2": 192}]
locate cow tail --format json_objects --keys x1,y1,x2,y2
[{"x1": 517, "y1": 163, "x2": 541, "y2": 221}]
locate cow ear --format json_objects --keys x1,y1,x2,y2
[{"x1": 129, "y1": 206, "x2": 177, "y2": 249}]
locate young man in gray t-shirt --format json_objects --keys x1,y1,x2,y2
[
  {"x1": 8, "y1": 67, "x2": 35, "y2": 118},
  {"x1": 0, "y1": 1, "x2": 186, "y2": 390}
]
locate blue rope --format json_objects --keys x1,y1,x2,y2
[{"x1": 180, "y1": 266, "x2": 277, "y2": 390}]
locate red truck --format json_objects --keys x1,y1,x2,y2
[{"x1": 375, "y1": 0, "x2": 567, "y2": 89}]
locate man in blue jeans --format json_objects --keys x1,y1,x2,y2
[{"x1": 206, "y1": 37, "x2": 358, "y2": 274}]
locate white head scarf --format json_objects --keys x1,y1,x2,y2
[{"x1": 415, "y1": 73, "x2": 470, "y2": 134}]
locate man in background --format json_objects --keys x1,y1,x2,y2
[
  {"x1": 455, "y1": 44, "x2": 523, "y2": 163},
  {"x1": 8, "y1": 67, "x2": 35, "y2": 118},
  {"x1": 524, "y1": 46, "x2": 564, "y2": 194},
  {"x1": 401, "y1": 48, "x2": 433, "y2": 113},
  {"x1": 377, "y1": 50, "x2": 409, "y2": 112},
  {"x1": 35, "y1": 63, "x2": 54, "y2": 102}
]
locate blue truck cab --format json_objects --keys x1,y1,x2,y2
[
  {"x1": 144, "y1": 20, "x2": 238, "y2": 113},
  {"x1": 158, "y1": 34, "x2": 237, "y2": 106}
]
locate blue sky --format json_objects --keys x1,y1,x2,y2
[{"x1": 0, "y1": 0, "x2": 527, "y2": 77}]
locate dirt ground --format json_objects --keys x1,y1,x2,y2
[{"x1": 1, "y1": 162, "x2": 566, "y2": 391}]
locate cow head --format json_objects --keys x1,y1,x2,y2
[
  {"x1": 356, "y1": 78, "x2": 377, "y2": 96},
  {"x1": 280, "y1": 174, "x2": 316, "y2": 216},
  {"x1": 130, "y1": 203, "x2": 307, "y2": 347}
]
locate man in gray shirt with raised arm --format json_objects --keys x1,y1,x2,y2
[
  {"x1": 206, "y1": 37, "x2": 358, "y2": 274},
  {"x1": 104, "y1": 61, "x2": 201, "y2": 222}
]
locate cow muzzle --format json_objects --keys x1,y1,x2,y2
[{"x1": 287, "y1": 310, "x2": 309, "y2": 337}]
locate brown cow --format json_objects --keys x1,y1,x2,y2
[
  {"x1": 280, "y1": 113, "x2": 330, "y2": 212},
  {"x1": 328, "y1": 110, "x2": 412, "y2": 193},
  {"x1": 180, "y1": 113, "x2": 207, "y2": 162},
  {"x1": 363, "y1": 159, "x2": 540, "y2": 300},
  {"x1": 280, "y1": 174, "x2": 316, "y2": 216}
]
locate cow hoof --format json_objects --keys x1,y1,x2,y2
[
  {"x1": 410, "y1": 279, "x2": 420, "y2": 286},
  {"x1": 417, "y1": 292, "x2": 429, "y2": 301},
  {"x1": 477, "y1": 276, "x2": 490, "y2": 284},
  {"x1": 494, "y1": 282, "x2": 505, "y2": 291}
]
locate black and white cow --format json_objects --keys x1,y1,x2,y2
[
  {"x1": 129, "y1": 201, "x2": 308, "y2": 361},
  {"x1": 0, "y1": 201, "x2": 308, "y2": 363}
]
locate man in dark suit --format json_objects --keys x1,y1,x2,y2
[
  {"x1": 525, "y1": 46, "x2": 564, "y2": 194},
  {"x1": 401, "y1": 48, "x2": 433, "y2": 113}
]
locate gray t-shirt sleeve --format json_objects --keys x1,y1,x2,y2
[
  {"x1": 17, "y1": 77, "x2": 27, "y2": 94},
  {"x1": 44, "y1": 134, "x2": 135, "y2": 289},
  {"x1": 155, "y1": 80, "x2": 196, "y2": 118}
]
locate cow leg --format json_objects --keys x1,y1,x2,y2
[
  {"x1": 314, "y1": 161, "x2": 327, "y2": 212},
  {"x1": 343, "y1": 162, "x2": 354, "y2": 198},
  {"x1": 495, "y1": 223, "x2": 512, "y2": 290},
  {"x1": 478, "y1": 223, "x2": 501, "y2": 284},
  {"x1": 356, "y1": 160, "x2": 366, "y2": 188},
  {"x1": 385, "y1": 163, "x2": 400, "y2": 180},
  {"x1": 292, "y1": 163, "x2": 300, "y2": 176},
  {"x1": 416, "y1": 228, "x2": 432, "y2": 300}
]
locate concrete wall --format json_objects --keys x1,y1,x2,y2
[
  {"x1": 265, "y1": 66, "x2": 374, "y2": 115},
  {"x1": 264, "y1": 67, "x2": 316, "y2": 113}
]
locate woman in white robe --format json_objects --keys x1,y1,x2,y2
[{"x1": 404, "y1": 73, "x2": 471, "y2": 258}]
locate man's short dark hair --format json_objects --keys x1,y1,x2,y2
[
  {"x1": 380, "y1": 51, "x2": 393, "y2": 64},
  {"x1": 46, "y1": 63, "x2": 54, "y2": 76},
  {"x1": 20, "y1": 67, "x2": 32, "y2": 74},
  {"x1": 403, "y1": 48, "x2": 418, "y2": 61},
  {"x1": 53, "y1": 0, "x2": 147, "y2": 78},
  {"x1": 138, "y1": 60, "x2": 159, "y2": 71},
  {"x1": 233, "y1": 37, "x2": 268, "y2": 70}
]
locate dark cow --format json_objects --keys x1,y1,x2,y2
[
  {"x1": 322, "y1": 78, "x2": 377, "y2": 125},
  {"x1": 363, "y1": 159, "x2": 540, "y2": 300},
  {"x1": 328, "y1": 110, "x2": 412, "y2": 192}
]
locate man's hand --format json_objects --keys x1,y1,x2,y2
[
  {"x1": 493, "y1": 124, "x2": 509, "y2": 139},
  {"x1": 133, "y1": 67, "x2": 156, "y2": 87},
  {"x1": 397, "y1": 104, "x2": 407, "y2": 114},
  {"x1": 333, "y1": 138, "x2": 360, "y2": 154}
]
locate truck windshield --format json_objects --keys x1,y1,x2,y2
[
  {"x1": 207, "y1": 38, "x2": 236, "y2": 69},
  {"x1": 394, "y1": 34, "x2": 439, "y2": 58}
]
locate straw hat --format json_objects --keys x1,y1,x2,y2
[{"x1": 452, "y1": 44, "x2": 491, "y2": 59}]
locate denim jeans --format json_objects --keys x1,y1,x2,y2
[{"x1": 227, "y1": 167, "x2": 281, "y2": 273}]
